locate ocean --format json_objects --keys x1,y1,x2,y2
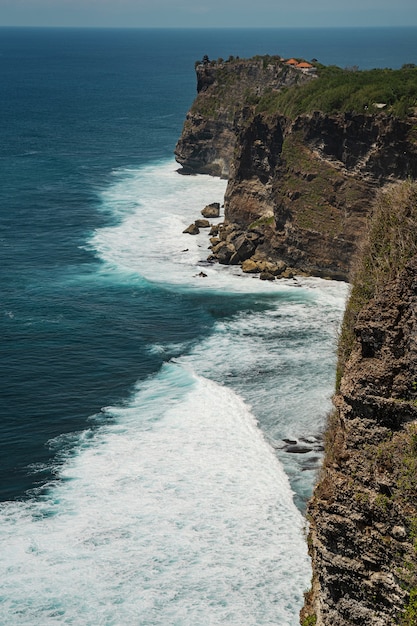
[{"x1": 1, "y1": 26, "x2": 416, "y2": 625}]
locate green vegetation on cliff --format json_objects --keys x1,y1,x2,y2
[
  {"x1": 256, "y1": 65, "x2": 417, "y2": 118},
  {"x1": 337, "y1": 180, "x2": 417, "y2": 382},
  {"x1": 189, "y1": 57, "x2": 307, "y2": 121},
  {"x1": 309, "y1": 180, "x2": 417, "y2": 625}
]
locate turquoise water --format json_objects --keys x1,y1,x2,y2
[{"x1": 0, "y1": 27, "x2": 415, "y2": 625}]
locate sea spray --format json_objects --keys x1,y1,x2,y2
[{"x1": 0, "y1": 366, "x2": 310, "y2": 625}]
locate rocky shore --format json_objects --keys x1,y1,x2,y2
[{"x1": 183, "y1": 201, "x2": 297, "y2": 280}]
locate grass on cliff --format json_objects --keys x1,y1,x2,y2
[
  {"x1": 316, "y1": 179, "x2": 417, "y2": 625},
  {"x1": 337, "y1": 180, "x2": 417, "y2": 385},
  {"x1": 256, "y1": 65, "x2": 417, "y2": 118}
]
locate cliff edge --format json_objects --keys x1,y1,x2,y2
[
  {"x1": 176, "y1": 60, "x2": 417, "y2": 280},
  {"x1": 175, "y1": 55, "x2": 313, "y2": 178},
  {"x1": 302, "y1": 181, "x2": 417, "y2": 625},
  {"x1": 176, "y1": 57, "x2": 417, "y2": 624}
]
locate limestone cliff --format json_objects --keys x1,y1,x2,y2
[
  {"x1": 302, "y1": 182, "x2": 417, "y2": 626},
  {"x1": 176, "y1": 60, "x2": 417, "y2": 279},
  {"x1": 226, "y1": 111, "x2": 417, "y2": 279},
  {"x1": 176, "y1": 59, "x2": 417, "y2": 624},
  {"x1": 174, "y1": 56, "x2": 312, "y2": 178}
]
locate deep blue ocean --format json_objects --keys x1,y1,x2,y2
[{"x1": 1, "y1": 26, "x2": 416, "y2": 625}]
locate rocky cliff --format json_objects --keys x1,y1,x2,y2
[
  {"x1": 302, "y1": 181, "x2": 417, "y2": 625},
  {"x1": 176, "y1": 61, "x2": 417, "y2": 280},
  {"x1": 175, "y1": 56, "x2": 312, "y2": 178},
  {"x1": 176, "y1": 58, "x2": 417, "y2": 624}
]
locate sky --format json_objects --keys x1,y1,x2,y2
[{"x1": 0, "y1": 0, "x2": 416, "y2": 29}]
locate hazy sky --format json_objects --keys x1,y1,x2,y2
[{"x1": 0, "y1": 0, "x2": 416, "y2": 28}]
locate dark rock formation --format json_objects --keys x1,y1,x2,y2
[
  {"x1": 225, "y1": 112, "x2": 417, "y2": 280},
  {"x1": 176, "y1": 58, "x2": 417, "y2": 280},
  {"x1": 302, "y1": 183, "x2": 417, "y2": 625},
  {"x1": 201, "y1": 202, "x2": 220, "y2": 218},
  {"x1": 194, "y1": 219, "x2": 210, "y2": 228},
  {"x1": 175, "y1": 57, "x2": 312, "y2": 178},
  {"x1": 183, "y1": 223, "x2": 199, "y2": 235}
]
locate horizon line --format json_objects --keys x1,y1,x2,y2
[{"x1": 1, "y1": 24, "x2": 417, "y2": 30}]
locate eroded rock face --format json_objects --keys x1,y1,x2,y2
[
  {"x1": 304, "y1": 257, "x2": 417, "y2": 625},
  {"x1": 175, "y1": 58, "x2": 311, "y2": 178},
  {"x1": 225, "y1": 112, "x2": 417, "y2": 279},
  {"x1": 175, "y1": 113, "x2": 235, "y2": 178},
  {"x1": 176, "y1": 58, "x2": 417, "y2": 280}
]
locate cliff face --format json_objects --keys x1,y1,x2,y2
[
  {"x1": 302, "y1": 182, "x2": 417, "y2": 625},
  {"x1": 224, "y1": 111, "x2": 417, "y2": 279},
  {"x1": 176, "y1": 60, "x2": 417, "y2": 279},
  {"x1": 176, "y1": 60, "x2": 417, "y2": 624},
  {"x1": 174, "y1": 57, "x2": 312, "y2": 178}
]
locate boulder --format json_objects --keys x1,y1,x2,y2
[
  {"x1": 218, "y1": 223, "x2": 238, "y2": 242},
  {"x1": 274, "y1": 260, "x2": 287, "y2": 275},
  {"x1": 201, "y1": 202, "x2": 220, "y2": 218},
  {"x1": 229, "y1": 252, "x2": 243, "y2": 265},
  {"x1": 231, "y1": 234, "x2": 257, "y2": 262},
  {"x1": 183, "y1": 223, "x2": 200, "y2": 235},
  {"x1": 241, "y1": 259, "x2": 260, "y2": 273},
  {"x1": 194, "y1": 219, "x2": 210, "y2": 228},
  {"x1": 216, "y1": 242, "x2": 235, "y2": 265},
  {"x1": 259, "y1": 271, "x2": 275, "y2": 281},
  {"x1": 257, "y1": 259, "x2": 287, "y2": 275}
]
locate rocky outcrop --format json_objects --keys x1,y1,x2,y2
[
  {"x1": 302, "y1": 182, "x2": 417, "y2": 625},
  {"x1": 176, "y1": 57, "x2": 417, "y2": 624},
  {"x1": 175, "y1": 57, "x2": 312, "y2": 178},
  {"x1": 224, "y1": 112, "x2": 417, "y2": 280},
  {"x1": 176, "y1": 58, "x2": 417, "y2": 279}
]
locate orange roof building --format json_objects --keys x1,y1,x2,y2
[
  {"x1": 285, "y1": 58, "x2": 299, "y2": 65},
  {"x1": 297, "y1": 61, "x2": 313, "y2": 69}
]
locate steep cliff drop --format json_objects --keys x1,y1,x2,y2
[
  {"x1": 176, "y1": 58, "x2": 417, "y2": 281},
  {"x1": 302, "y1": 181, "x2": 417, "y2": 626},
  {"x1": 176, "y1": 56, "x2": 417, "y2": 625}
]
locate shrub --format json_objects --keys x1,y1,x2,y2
[{"x1": 256, "y1": 65, "x2": 417, "y2": 118}]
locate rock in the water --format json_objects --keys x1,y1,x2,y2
[
  {"x1": 201, "y1": 202, "x2": 220, "y2": 218},
  {"x1": 232, "y1": 234, "x2": 257, "y2": 262},
  {"x1": 259, "y1": 271, "x2": 275, "y2": 281},
  {"x1": 194, "y1": 219, "x2": 210, "y2": 228},
  {"x1": 183, "y1": 223, "x2": 200, "y2": 235},
  {"x1": 285, "y1": 445, "x2": 313, "y2": 454},
  {"x1": 229, "y1": 252, "x2": 242, "y2": 265}
]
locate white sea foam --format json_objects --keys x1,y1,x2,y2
[
  {"x1": 0, "y1": 365, "x2": 310, "y2": 625},
  {"x1": 0, "y1": 159, "x2": 348, "y2": 625},
  {"x1": 90, "y1": 159, "x2": 300, "y2": 294},
  {"x1": 174, "y1": 279, "x2": 348, "y2": 506}
]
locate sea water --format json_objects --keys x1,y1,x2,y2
[{"x1": 1, "y1": 27, "x2": 416, "y2": 625}]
